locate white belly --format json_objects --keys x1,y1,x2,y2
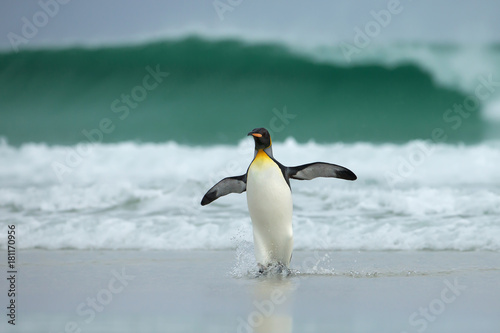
[{"x1": 246, "y1": 155, "x2": 293, "y2": 267}]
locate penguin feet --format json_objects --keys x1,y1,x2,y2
[{"x1": 256, "y1": 262, "x2": 291, "y2": 277}]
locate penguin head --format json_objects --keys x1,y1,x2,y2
[{"x1": 248, "y1": 128, "x2": 271, "y2": 150}]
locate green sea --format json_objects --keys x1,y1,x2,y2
[{"x1": 2, "y1": 37, "x2": 499, "y2": 146}]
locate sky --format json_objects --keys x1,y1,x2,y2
[{"x1": 1, "y1": 0, "x2": 500, "y2": 50}]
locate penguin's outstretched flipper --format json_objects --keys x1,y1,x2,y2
[
  {"x1": 287, "y1": 162, "x2": 357, "y2": 181},
  {"x1": 201, "y1": 175, "x2": 247, "y2": 206}
]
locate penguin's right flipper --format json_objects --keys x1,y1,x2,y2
[
  {"x1": 201, "y1": 175, "x2": 247, "y2": 206},
  {"x1": 287, "y1": 162, "x2": 357, "y2": 181}
]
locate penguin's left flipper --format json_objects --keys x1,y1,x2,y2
[
  {"x1": 201, "y1": 175, "x2": 247, "y2": 206},
  {"x1": 287, "y1": 162, "x2": 357, "y2": 181}
]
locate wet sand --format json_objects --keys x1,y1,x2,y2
[{"x1": 2, "y1": 250, "x2": 499, "y2": 333}]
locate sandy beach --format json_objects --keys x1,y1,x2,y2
[{"x1": 2, "y1": 249, "x2": 499, "y2": 333}]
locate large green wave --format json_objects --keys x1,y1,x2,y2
[{"x1": 0, "y1": 37, "x2": 483, "y2": 145}]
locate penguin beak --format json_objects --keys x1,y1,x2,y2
[{"x1": 248, "y1": 132, "x2": 262, "y2": 138}]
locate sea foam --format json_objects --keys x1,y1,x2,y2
[{"x1": 1, "y1": 138, "x2": 499, "y2": 251}]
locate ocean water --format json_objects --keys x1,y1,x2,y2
[
  {"x1": 1, "y1": 37, "x2": 500, "y2": 145},
  {"x1": 1, "y1": 138, "x2": 499, "y2": 251},
  {"x1": 1, "y1": 36, "x2": 500, "y2": 252}
]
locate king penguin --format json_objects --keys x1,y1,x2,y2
[{"x1": 201, "y1": 128, "x2": 356, "y2": 272}]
